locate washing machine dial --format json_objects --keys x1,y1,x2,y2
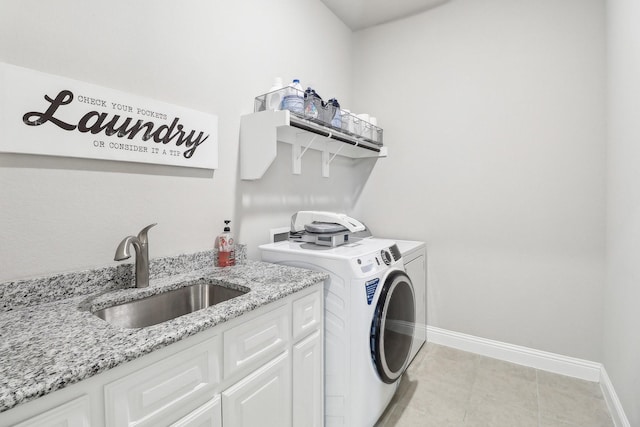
[{"x1": 380, "y1": 249, "x2": 392, "y2": 266}]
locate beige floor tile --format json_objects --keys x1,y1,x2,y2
[
  {"x1": 413, "y1": 347, "x2": 479, "y2": 390},
  {"x1": 406, "y1": 344, "x2": 429, "y2": 376},
  {"x1": 377, "y1": 402, "x2": 463, "y2": 427},
  {"x1": 538, "y1": 383, "x2": 614, "y2": 427},
  {"x1": 393, "y1": 374, "x2": 419, "y2": 403},
  {"x1": 476, "y1": 355, "x2": 537, "y2": 382},
  {"x1": 431, "y1": 344, "x2": 479, "y2": 363},
  {"x1": 537, "y1": 370, "x2": 604, "y2": 399},
  {"x1": 463, "y1": 393, "x2": 538, "y2": 427},
  {"x1": 539, "y1": 415, "x2": 583, "y2": 427},
  {"x1": 471, "y1": 360, "x2": 538, "y2": 413},
  {"x1": 396, "y1": 369, "x2": 470, "y2": 424},
  {"x1": 378, "y1": 344, "x2": 614, "y2": 427}
]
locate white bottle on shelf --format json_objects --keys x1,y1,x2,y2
[
  {"x1": 281, "y1": 78, "x2": 304, "y2": 114},
  {"x1": 266, "y1": 77, "x2": 284, "y2": 111}
]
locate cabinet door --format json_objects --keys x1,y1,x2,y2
[
  {"x1": 170, "y1": 395, "x2": 221, "y2": 427},
  {"x1": 293, "y1": 330, "x2": 323, "y2": 427},
  {"x1": 222, "y1": 352, "x2": 291, "y2": 427},
  {"x1": 12, "y1": 395, "x2": 90, "y2": 427}
]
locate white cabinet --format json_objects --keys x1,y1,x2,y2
[
  {"x1": 222, "y1": 287, "x2": 323, "y2": 427},
  {"x1": 104, "y1": 336, "x2": 221, "y2": 427},
  {"x1": 292, "y1": 290, "x2": 322, "y2": 341},
  {"x1": 1, "y1": 284, "x2": 323, "y2": 427},
  {"x1": 292, "y1": 330, "x2": 323, "y2": 427},
  {"x1": 12, "y1": 395, "x2": 91, "y2": 427},
  {"x1": 222, "y1": 352, "x2": 291, "y2": 427},
  {"x1": 171, "y1": 396, "x2": 222, "y2": 427},
  {"x1": 224, "y1": 305, "x2": 289, "y2": 380}
]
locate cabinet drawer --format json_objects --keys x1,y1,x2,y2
[
  {"x1": 170, "y1": 395, "x2": 221, "y2": 427},
  {"x1": 105, "y1": 336, "x2": 221, "y2": 427},
  {"x1": 224, "y1": 305, "x2": 289, "y2": 379},
  {"x1": 292, "y1": 290, "x2": 322, "y2": 341},
  {"x1": 13, "y1": 395, "x2": 90, "y2": 427}
]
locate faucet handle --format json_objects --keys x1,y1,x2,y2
[{"x1": 137, "y1": 223, "x2": 157, "y2": 244}]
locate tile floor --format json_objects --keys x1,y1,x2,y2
[{"x1": 375, "y1": 343, "x2": 614, "y2": 427}]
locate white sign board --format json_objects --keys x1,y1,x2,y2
[{"x1": 0, "y1": 62, "x2": 218, "y2": 169}]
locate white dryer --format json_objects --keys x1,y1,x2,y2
[
  {"x1": 260, "y1": 238, "x2": 416, "y2": 427},
  {"x1": 394, "y1": 240, "x2": 427, "y2": 363}
]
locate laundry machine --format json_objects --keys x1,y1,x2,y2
[
  {"x1": 393, "y1": 240, "x2": 427, "y2": 363},
  {"x1": 260, "y1": 237, "x2": 416, "y2": 427}
]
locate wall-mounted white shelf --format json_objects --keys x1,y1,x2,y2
[{"x1": 240, "y1": 110, "x2": 387, "y2": 180}]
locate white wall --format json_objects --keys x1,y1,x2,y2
[
  {"x1": 0, "y1": 0, "x2": 367, "y2": 281},
  {"x1": 604, "y1": 0, "x2": 640, "y2": 423},
  {"x1": 0, "y1": 0, "x2": 617, "y2": 385},
  {"x1": 351, "y1": 0, "x2": 606, "y2": 361}
]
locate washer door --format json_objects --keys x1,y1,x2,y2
[{"x1": 370, "y1": 270, "x2": 416, "y2": 384}]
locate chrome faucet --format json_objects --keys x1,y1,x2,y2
[{"x1": 114, "y1": 223, "x2": 157, "y2": 288}]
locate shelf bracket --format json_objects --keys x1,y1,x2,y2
[
  {"x1": 322, "y1": 141, "x2": 344, "y2": 178},
  {"x1": 293, "y1": 134, "x2": 322, "y2": 175}
]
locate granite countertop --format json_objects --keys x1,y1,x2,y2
[{"x1": 0, "y1": 251, "x2": 328, "y2": 413}]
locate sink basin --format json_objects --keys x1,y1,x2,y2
[{"x1": 93, "y1": 283, "x2": 247, "y2": 328}]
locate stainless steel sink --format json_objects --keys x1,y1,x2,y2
[{"x1": 93, "y1": 283, "x2": 247, "y2": 328}]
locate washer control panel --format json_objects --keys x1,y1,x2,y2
[
  {"x1": 354, "y1": 246, "x2": 401, "y2": 275},
  {"x1": 380, "y1": 249, "x2": 392, "y2": 266}
]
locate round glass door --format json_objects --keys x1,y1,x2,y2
[{"x1": 370, "y1": 270, "x2": 416, "y2": 384}]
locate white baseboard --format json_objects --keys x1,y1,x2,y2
[
  {"x1": 600, "y1": 367, "x2": 631, "y2": 427},
  {"x1": 426, "y1": 326, "x2": 630, "y2": 427},
  {"x1": 426, "y1": 325, "x2": 601, "y2": 381}
]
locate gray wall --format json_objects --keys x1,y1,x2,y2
[
  {"x1": 604, "y1": 0, "x2": 640, "y2": 424},
  {"x1": 0, "y1": 0, "x2": 367, "y2": 282},
  {"x1": 351, "y1": 0, "x2": 607, "y2": 362}
]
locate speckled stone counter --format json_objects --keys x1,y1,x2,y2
[{"x1": 0, "y1": 249, "x2": 327, "y2": 413}]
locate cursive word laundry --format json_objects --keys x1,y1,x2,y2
[{"x1": 22, "y1": 90, "x2": 209, "y2": 159}]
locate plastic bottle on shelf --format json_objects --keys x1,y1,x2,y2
[
  {"x1": 215, "y1": 220, "x2": 235, "y2": 267},
  {"x1": 304, "y1": 87, "x2": 320, "y2": 119},
  {"x1": 266, "y1": 77, "x2": 284, "y2": 111},
  {"x1": 328, "y1": 98, "x2": 342, "y2": 128},
  {"x1": 357, "y1": 113, "x2": 371, "y2": 140},
  {"x1": 281, "y1": 79, "x2": 304, "y2": 114},
  {"x1": 341, "y1": 109, "x2": 353, "y2": 133}
]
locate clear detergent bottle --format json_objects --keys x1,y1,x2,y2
[
  {"x1": 281, "y1": 79, "x2": 304, "y2": 114},
  {"x1": 304, "y1": 87, "x2": 320, "y2": 119},
  {"x1": 328, "y1": 98, "x2": 342, "y2": 128},
  {"x1": 215, "y1": 220, "x2": 236, "y2": 267}
]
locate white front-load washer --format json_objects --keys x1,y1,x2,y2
[{"x1": 260, "y1": 238, "x2": 416, "y2": 427}]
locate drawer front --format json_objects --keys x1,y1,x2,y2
[
  {"x1": 292, "y1": 290, "x2": 322, "y2": 341},
  {"x1": 13, "y1": 395, "x2": 90, "y2": 427},
  {"x1": 170, "y1": 395, "x2": 221, "y2": 427},
  {"x1": 105, "y1": 336, "x2": 221, "y2": 427},
  {"x1": 224, "y1": 305, "x2": 289, "y2": 379}
]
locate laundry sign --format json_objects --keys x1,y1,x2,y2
[{"x1": 0, "y1": 62, "x2": 218, "y2": 169}]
